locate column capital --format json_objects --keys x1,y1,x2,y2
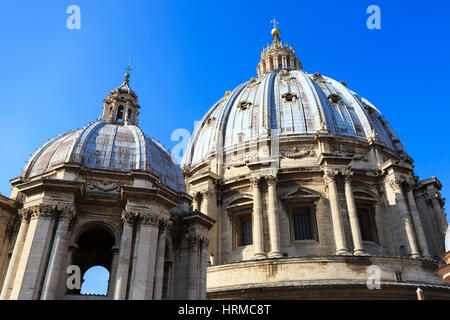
[
  {"x1": 185, "y1": 231, "x2": 209, "y2": 248},
  {"x1": 27, "y1": 204, "x2": 59, "y2": 220},
  {"x1": 18, "y1": 208, "x2": 31, "y2": 222},
  {"x1": 57, "y1": 206, "x2": 76, "y2": 220},
  {"x1": 249, "y1": 176, "x2": 260, "y2": 188},
  {"x1": 200, "y1": 187, "x2": 215, "y2": 199},
  {"x1": 121, "y1": 210, "x2": 137, "y2": 225},
  {"x1": 388, "y1": 176, "x2": 406, "y2": 191},
  {"x1": 323, "y1": 169, "x2": 337, "y2": 184},
  {"x1": 265, "y1": 175, "x2": 277, "y2": 187},
  {"x1": 342, "y1": 167, "x2": 353, "y2": 183},
  {"x1": 139, "y1": 212, "x2": 161, "y2": 227}
]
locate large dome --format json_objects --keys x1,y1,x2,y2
[
  {"x1": 182, "y1": 26, "x2": 405, "y2": 168},
  {"x1": 22, "y1": 75, "x2": 185, "y2": 193},
  {"x1": 182, "y1": 69, "x2": 404, "y2": 167}
]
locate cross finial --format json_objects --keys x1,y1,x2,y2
[
  {"x1": 125, "y1": 57, "x2": 133, "y2": 74},
  {"x1": 270, "y1": 17, "x2": 279, "y2": 28}
]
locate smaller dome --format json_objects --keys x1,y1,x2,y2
[{"x1": 22, "y1": 121, "x2": 185, "y2": 192}]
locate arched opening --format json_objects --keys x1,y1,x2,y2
[
  {"x1": 69, "y1": 226, "x2": 115, "y2": 296},
  {"x1": 81, "y1": 266, "x2": 110, "y2": 295},
  {"x1": 116, "y1": 106, "x2": 124, "y2": 123},
  {"x1": 127, "y1": 108, "x2": 132, "y2": 123}
]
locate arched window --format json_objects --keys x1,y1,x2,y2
[
  {"x1": 127, "y1": 109, "x2": 132, "y2": 122},
  {"x1": 116, "y1": 106, "x2": 124, "y2": 123},
  {"x1": 81, "y1": 266, "x2": 110, "y2": 295}
]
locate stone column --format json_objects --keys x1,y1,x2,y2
[
  {"x1": 266, "y1": 176, "x2": 282, "y2": 258},
  {"x1": 153, "y1": 221, "x2": 168, "y2": 300},
  {"x1": 113, "y1": 211, "x2": 135, "y2": 300},
  {"x1": 201, "y1": 187, "x2": 217, "y2": 264},
  {"x1": 250, "y1": 177, "x2": 265, "y2": 259},
  {"x1": 107, "y1": 247, "x2": 119, "y2": 298},
  {"x1": 0, "y1": 209, "x2": 30, "y2": 300},
  {"x1": 389, "y1": 177, "x2": 420, "y2": 258},
  {"x1": 41, "y1": 207, "x2": 75, "y2": 300},
  {"x1": 426, "y1": 190, "x2": 448, "y2": 237},
  {"x1": 405, "y1": 183, "x2": 431, "y2": 259},
  {"x1": 10, "y1": 205, "x2": 58, "y2": 300},
  {"x1": 199, "y1": 237, "x2": 209, "y2": 300},
  {"x1": 129, "y1": 213, "x2": 159, "y2": 300},
  {"x1": 192, "y1": 194, "x2": 199, "y2": 211},
  {"x1": 323, "y1": 169, "x2": 349, "y2": 255},
  {"x1": 343, "y1": 169, "x2": 365, "y2": 255},
  {"x1": 186, "y1": 233, "x2": 199, "y2": 300}
]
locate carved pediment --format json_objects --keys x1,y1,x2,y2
[{"x1": 281, "y1": 186, "x2": 321, "y2": 201}]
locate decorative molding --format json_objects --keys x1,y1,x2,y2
[
  {"x1": 87, "y1": 179, "x2": 120, "y2": 193},
  {"x1": 226, "y1": 153, "x2": 257, "y2": 169},
  {"x1": 332, "y1": 148, "x2": 368, "y2": 161},
  {"x1": 280, "y1": 145, "x2": 316, "y2": 159}
]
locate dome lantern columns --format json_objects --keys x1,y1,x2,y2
[
  {"x1": 256, "y1": 22, "x2": 302, "y2": 78},
  {"x1": 102, "y1": 73, "x2": 141, "y2": 126}
]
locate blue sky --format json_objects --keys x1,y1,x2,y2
[{"x1": 0, "y1": 0, "x2": 449, "y2": 217}]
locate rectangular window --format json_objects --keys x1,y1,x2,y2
[
  {"x1": 237, "y1": 215, "x2": 253, "y2": 246},
  {"x1": 357, "y1": 207, "x2": 377, "y2": 242},
  {"x1": 242, "y1": 219, "x2": 252, "y2": 246},
  {"x1": 293, "y1": 210, "x2": 314, "y2": 240}
]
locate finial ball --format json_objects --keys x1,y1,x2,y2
[
  {"x1": 125, "y1": 72, "x2": 130, "y2": 80},
  {"x1": 271, "y1": 27, "x2": 280, "y2": 36}
]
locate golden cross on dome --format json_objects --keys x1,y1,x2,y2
[{"x1": 270, "y1": 17, "x2": 279, "y2": 28}]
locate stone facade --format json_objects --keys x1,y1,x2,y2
[
  {"x1": 0, "y1": 74, "x2": 214, "y2": 300},
  {"x1": 182, "y1": 26, "x2": 450, "y2": 299}
]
